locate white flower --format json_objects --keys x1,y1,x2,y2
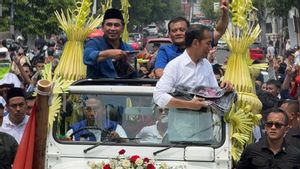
[
  {"x1": 87, "y1": 161, "x2": 97, "y2": 169},
  {"x1": 135, "y1": 158, "x2": 143, "y2": 166},
  {"x1": 136, "y1": 166, "x2": 144, "y2": 169},
  {"x1": 115, "y1": 167, "x2": 124, "y2": 169},
  {"x1": 121, "y1": 159, "x2": 131, "y2": 168},
  {"x1": 159, "y1": 162, "x2": 168, "y2": 169},
  {"x1": 95, "y1": 161, "x2": 104, "y2": 168}
]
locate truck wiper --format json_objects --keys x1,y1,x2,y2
[
  {"x1": 153, "y1": 141, "x2": 211, "y2": 156},
  {"x1": 83, "y1": 137, "x2": 140, "y2": 153},
  {"x1": 153, "y1": 123, "x2": 215, "y2": 156}
]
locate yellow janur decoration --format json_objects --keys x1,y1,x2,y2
[
  {"x1": 41, "y1": 64, "x2": 74, "y2": 130},
  {"x1": 223, "y1": 0, "x2": 268, "y2": 162},
  {"x1": 54, "y1": 0, "x2": 102, "y2": 80}
]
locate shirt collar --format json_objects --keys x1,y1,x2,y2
[
  {"x1": 103, "y1": 35, "x2": 124, "y2": 49},
  {"x1": 261, "y1": 137, "x2": 287, "y2": 153},
  {"x1": 182, "y1": 50, "x2": 205, "y2": 66},
  {"x1": 171, "y1": 44, "x2": 185, "y2": 53},
  {"x1": 3, "y1": 115, "x2": 28, "y2": 127}
]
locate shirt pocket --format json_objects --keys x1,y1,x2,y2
[{"x1": 251, "y1": 157, "x2": 270, "y2": 168}]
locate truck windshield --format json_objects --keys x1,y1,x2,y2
[{"x1": 54, "y1": 93, "x2": 224, "y2": 146}]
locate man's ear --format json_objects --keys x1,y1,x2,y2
[
  {"x1": 192, "y1": 39, "x2": 198, "y2": 48},
  {"x1": 290, "y1": 112, "x2": 296, "y2": 120}
]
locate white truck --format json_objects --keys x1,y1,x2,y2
[{"x1": 46, "y1": 79, "x2": 232, "y2": 169}]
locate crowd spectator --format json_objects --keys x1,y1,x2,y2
[
  {"x1": 237, "y1": 108, "x2": 300, "y2": 168},
  {"x1": 0, "y1": 87, "x2": 29, "y2": 143},
  {"x1": 0, "y1": 131, "x2": 18, "y2": 169}
]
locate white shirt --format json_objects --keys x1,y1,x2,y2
[
  {"x1": 0, "y1": 115, "x2": 29, "y2": 143},
  {"x1": 136, "y1": 122, "x2": 165, "y2": 144},
  {"x1": 267, "y1": 46, "x2": 275, "y2": 58},
  {"x1": 153, "y1": 50, "x2": 218, "y2": 107}
]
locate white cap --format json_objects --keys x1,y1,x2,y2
[
  {"x1": 0, "y1": 47, "x2": 8, "y2": 53},
  {"x1": 0, "y1": 73, "x2": 21, "y2": 88}
]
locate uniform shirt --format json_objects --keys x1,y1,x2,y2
[
  {"x1": 237, "y1": 137, "x2": 300, "y2": 169},
  {"x1": 285, "y1": 127, "x2": 300, "y2": 149},
  {"x1": 153, "y1": 50, "x2": 218, "y2": 108},
  {"x1": 0, "y1": 115, "x2": 29, "y2": 144},
  {"x1": 0, "y1": 132, "x2": 18, "y2": 169},
  {"x1": 83, "y1": 36, "x2": 134, "y2": 79}
]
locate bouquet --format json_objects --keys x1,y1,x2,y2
[{"x1": 87, "y1": 149, "x2": 168, "y2": 169}]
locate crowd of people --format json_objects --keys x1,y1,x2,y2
[{"x1": 0, "y1": 1, "x2": 300, "y2": 168}]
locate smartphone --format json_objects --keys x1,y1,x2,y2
[{"x1": 125, "y1": 50, "x2": 139, "y2": 55}]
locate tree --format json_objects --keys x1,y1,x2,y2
[
  {"x1": 253, "y1": 0, "x2": 268, "y2": 48},
  {"x1": 0, "y1": 0, "x2": 74, "y2": 38},
  {"x1": 128, "y1": 0, "x2": 182, "y2": 31},
  {"x1": 200, "y1": 0, "x2": 220, "y2": 21}
]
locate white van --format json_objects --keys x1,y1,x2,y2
[
  {"x1": 146, "y1": 23, "x2": 158, "y2": 35},
  {"x1": 46, "y1": 79, "x2": 231, "y2": 169}
]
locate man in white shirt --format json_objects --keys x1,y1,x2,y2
[
  {"x1": 136, "y1": 107, "x2": 168, "y2": 144},
  {"x1": 0, "y1": 87, "x2": 29, "y2": 143},
  {"x1": 267, "y1": 41, "x2": 275, "y2": 59},
  {"x1": 154, "y1": 25, "x2": 233, "y2": 109}
]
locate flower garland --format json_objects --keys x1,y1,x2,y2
[{"x1": 87, "y1": 149, "x2": 168, "y2": 169}]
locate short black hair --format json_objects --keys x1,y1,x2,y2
[
  {"x1": 257, "y1": 91, "x2": 279, "y2": 111},
  {"x1": 168, "y1": 17, "x2": 190, "y2": 33},
  {"x1": 266, "y1": 79, "x2": 281, "y2": 89},
  {"x1": 265, "y1": 108, "x2": 289, "y2": 125},
  {"x1": 185, "y1": 24, "x2": 211, "y2": 48}
]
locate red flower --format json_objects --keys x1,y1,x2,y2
[
  {"x1": 118, "y1": 149, "x2": 126, "y2": 155},
  {"x1": 143, "y1": 157, "x2": 150, "y2": 163},
  {"x1": 130, "y1": 155, "x2": 140, "y2": 163},
  {"x1": 147, "y1": 163, "x2": 155, "y2": 169},
  {"x1": 103, "y1": 164, "x2": 111, "y2": 169}
]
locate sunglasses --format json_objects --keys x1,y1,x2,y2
[
  {"x1": 17, "y1": 53, "x2": 24, "y2": 56},
  {"x1": 265, "y1": 122, "x2": 286, "y2": 129}
]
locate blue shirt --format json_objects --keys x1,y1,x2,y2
[
  {"x1": 154, "y1": 44, "x2": 184, "y2": 69},
  {"x1": 84, "y1": 36, "x2": 134, "y2": 79},
  {"x1": 154, "y1": 31, "x2": 216, "y2": 70}
]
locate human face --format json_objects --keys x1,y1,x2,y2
[
  {"x1": 169, "y1": 21, "x2": 188, "y2": 47},
  {"x1": 157, "y1": 108, "x2": 169, "y2": 124},
  {"x1": 266, "y1": 84, "x2": 279, "y2": 97},
  {"x1": 103, "y1": 19, "x2": 124, "y2": 41},
  {"x1": 196, "y1": 30, "x2": 212, "y2": 59},
  {"x1": 26, "y1": 99, "x2": 35, "y2": 115},
  {"x1": 84, "y1": 98, "x2": 104, "y2": 126},
  {"x1": 261, "y1": 83, "x2": 267, "y2": 92},
  {"x1": 265, "y1": 112, "x2": 288, "y2": 141},
  {"x1": 23, "y1": 66, "x2": 33, "y2": 78},
  {"x1": 35, "y1": 62, "x2": 44, "y2": 71},
  {"x1": 7, "y1": 97, "x2": 27, "y2": 125}
]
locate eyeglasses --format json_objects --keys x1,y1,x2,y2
[
  {"x1": 265, "y1": 122, "x2": 286, "y2": 129},
  {"x1": 17, "y1": 53, "x2": 24, "y2": 56}
]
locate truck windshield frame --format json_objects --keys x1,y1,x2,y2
[{"x1": 52, "y1": 92, "x2": 226, "y2": 148}]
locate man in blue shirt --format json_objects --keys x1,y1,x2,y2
[
  {"x1": 154, "y1": 0, "x2": 229, "y2": 78},
  {"x1": 84, "y1": 8, "x2": 136, "y2": 79}
]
